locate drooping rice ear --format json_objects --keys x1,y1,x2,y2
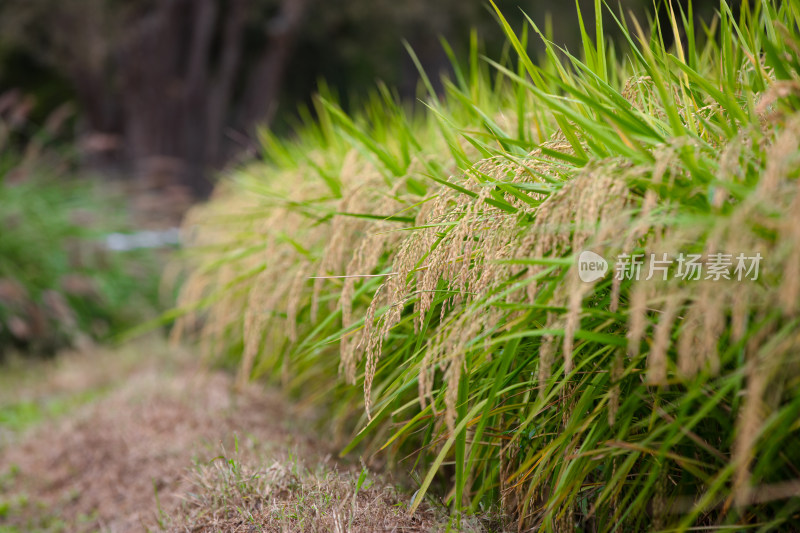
[
  {"x1": 285, "y1": 263, "x2": 309, "y2": 344},
  {"x1": 627, "y1": 283, "x2": 649, "y2": 359},
  {"x1": 563, "y1": 276, "x2": 590, "y2": 374},
  {"x1": 780, "y1": 179, "x2": 800, "y2": 317},
  {"x1": 647, "y1": 293, "x2": 682, "y2": 386},
  {"x1": 538, "y1": 312, "x2": 559, "y2": 399}
]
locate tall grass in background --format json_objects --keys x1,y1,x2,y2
[{"x1": 173, "y1": 1, "x2": 800, "y2": 530}]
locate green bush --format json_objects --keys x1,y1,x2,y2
[
  {"x1": 0, "y1": 167, "x2": 163, "y2": 356},
  {"x1": 174, "y1": 1, "x2": 800, "y2": 530}
]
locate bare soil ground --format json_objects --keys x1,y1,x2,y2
[{"x1": 0, "y1": 338, "x2": 449, "y2": 532}]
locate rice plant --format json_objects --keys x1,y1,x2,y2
[{"x1": 173, "y1": 1, "x2": 800, "y2": 530}]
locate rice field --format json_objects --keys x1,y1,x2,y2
[{"x1": 171, "y1": 1, "x2": 800, "y2": 530}]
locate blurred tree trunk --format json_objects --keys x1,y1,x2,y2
[
  {"x1": 1, "y1": 0, "x2": 309, "y2": 198},
  {"x1": 119, "y1": 0, "x2": 307, "y2": 197},
  {"x1": 239, "y1": 0, "x2": 308, "y2": 133}
]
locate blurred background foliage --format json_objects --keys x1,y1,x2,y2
[
  {"x1": 0, "y1": 102, "x2": 164, "y2": 358},
  {"x1": 0, "y1": 175, "x2": 163, "y2": 358},
  {"x1": 0, "y1": 0, "x2": 718, "y2": 194}
]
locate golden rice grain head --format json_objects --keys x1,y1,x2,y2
[
  {"x1": 361, "y1": 283, "x2": 388, "y2": 418},
  {"x1": 731, "y1": 287, "x2": 750, "y2": 343},
  {"x1": 647, "y1": 294, "x2": 682, "y2": 386},
  {"x1": 621, "y1": 76, "x2": 653, "y2": 112},
  {"x1": 733, "y1": 358, "x2": 767, "y2": 508},
  {"x1": 697, "y1": 282, "x2": 724, "y2": 375},
  {"x1": 563, "y1": 278, "x2": 590, "y2": 374},
  {"x1": 418, "y1": 333, "x2": 445, "y2": 412},
  {"x1": 758, "y1": 115, "x2": 800, "y2": 197},
  {"x1": 238, "y1": 268, "x2": 285, "y2": 389},
  {"x1": 779, "y1": 180, "x2": 800, "y2": 316},
  {"x1": 538, "y1": 322, "x2": 559, "y2": 398},
  {"x1": 444, "y1": 353, "x2": 464, "y2": 435},
  {"x1": 199, "y1": 264, "x2": 239, "y2": 358},
  {"x1": 627, "y1": 283, "x2": 649, "y2": 358},
  {"x1": 285, "y1": 263, "x2": 309, "y2": 344},
  {"x1": 677, "y1": 304, "x2": 702, "y2": 377},
  {"x1": 755, "y1": 80, "x2": 800, "y2": 118}
]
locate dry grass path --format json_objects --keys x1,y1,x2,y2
[{"x1": 0, "y1": 338, "x2": 447, "y2": 532}]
